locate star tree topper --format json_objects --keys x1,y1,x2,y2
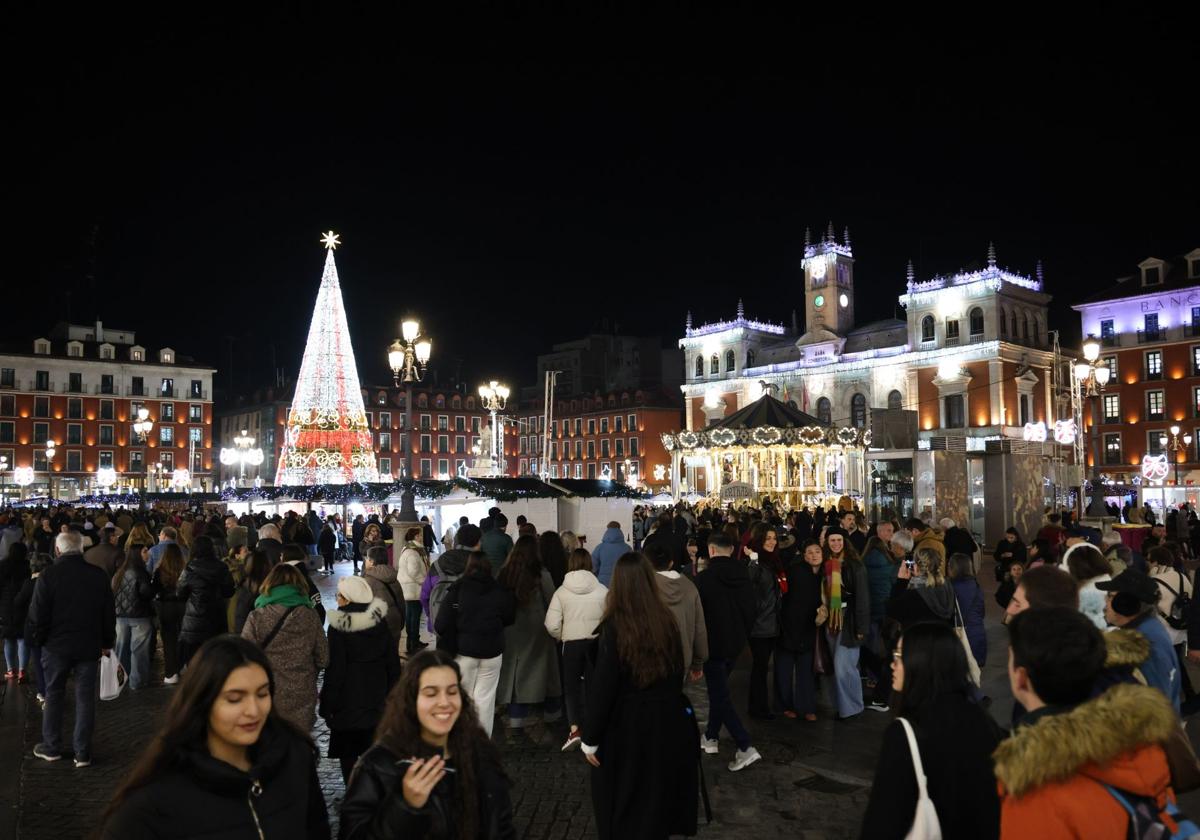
[{"x1": 320, "y1": 230, "x2": 341, "y2": 250}]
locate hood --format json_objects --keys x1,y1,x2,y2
[
  {"x1": 563, "y1": 569, "x2": 601, "y2": 594},
  {"x1": 364, "y1": 563, "x2": 397, "y2": 584},
  {"x1": 994, "y1": 683, "x2": 1176, "y2": 799},
  {"x1": 917, "y1": 530, "x2": 944, "y2": 545},
  {"x1": 706, "y1": 555, "x2": 749, "y2": 588},
  {"x1": 916, "y1": 581, "x2": 956, "y2": 619},
  {"x1": 328, "y1": 598, "x2": 388, "y2": 633},
  {"x1": 601, "y1": 527, "x2": 626, "y2": 545},
  {"x1": 655, "y1": 571, "x2": 693, "y2": 606},
  {"x1": 1104, "y1": 627, "x2": 1151, "y2": 668},
  {"x1": 435, "y1": 548, "x2": 470, "y2": 577}
]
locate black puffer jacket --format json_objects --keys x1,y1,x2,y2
[
  {"x1": 340, "y1": 743, "x2": 515, "y2": 840},
  {"x1": 435, "y1": 571, "x2": 517, "y2": 659},
  {"x1": 319, "y1": 599, "x2": 401, "y2": 733},
  {"x1": 177, "y1": 553, "x2": 236, "y2": 644},
  {"x1": 695, "y1": 555, "x2": 756, "y2": 661},
  {"x1": 746, "y1": 556, "x2": 781, "y2": 639},
  {"x1": 114, "y1": 563, "x2": 155, "y2": 618},
  {"x1": 779, "y1": 559, "x2": 823, "y2": 653},
  {"x1": 101, "y1": 719, "x2": 330, "y2": 839}
]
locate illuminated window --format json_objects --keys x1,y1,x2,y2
[
  {"x1": 968, "y1": 307, "x2": 984, "y2": 336},
  {"x1": 1146, "y1": 350, "x2": 1163, "y2": 380},
  {"x1": 1147, "y1": 390, "x2": 1165, "y2": 421},
  {"x1": 725, "y1": 350, "x2": 735, "y2": 372},
  {"x1": 1104, "y1": 433, "x2": 1122, "y2": 464},
  {"x1": 851, "y1": 394, "x2": 867, "y2": 429},
  {"x1": 921, "y1": 315, "x2": 935, "y2": 342},
  {"x1": 1103, "y1": 394, "x2": 1120, "y2": 423},
  {"x1": 710, "y1": 355, "x2": 719, "y2": 375}
]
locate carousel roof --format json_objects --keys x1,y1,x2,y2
[{"x1": 713, "y1": 394, "x2": 827, "y2": 430}]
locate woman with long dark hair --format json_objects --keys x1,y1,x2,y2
[
  {"x1": 340, "y1": 649, "x2": 514, "y2": 840},
  {"x1": 153, "y1": 542, "x2": 188, "y2": 685},
  {"x1": 538, "y1": 530, "x2": 569, "y2": 590},
  {"x1": 823, "y1": 528, "x2": 870, "y2": 720},
  {"x1": 859, "y1": 622, "x2": 1002, "y2": 840},
  {"x1": 176, "y1": 536, "x2": 236, "y2": 669},
  {"x1": 112, "y1": 544, "x2": 155, "y2": 689},
  {"x1": 230, "y1": 548, "x2": 271, "y2": 635},
  {"x1": 101, "y1": 634, "x2": 330, "y2": 838},
  {"x1": 495, "y1": 535, "x2": 562, "y2": 728},
  {"x1": 0, "y1": 543, "x2": 32, "y2": 681},
  {"x1": 745, "y1": 527, "x2": 782, "y2": 719},
  {"x1": 776, "y1": 540, "x2": 826, "y2": 721},
  {"x1": 581, "y1": 552, "x2": 697, "y2": 840}
]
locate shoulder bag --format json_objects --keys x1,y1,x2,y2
[
  {"x1": 898, "y1": 717, "x2": 942, "y2": 840},
  {"x1": 952, "y1": 596, "x2": 982, "y2": 686},
  {"x1": 260, "y1": 606, "x2": 299, "y2": 651}
]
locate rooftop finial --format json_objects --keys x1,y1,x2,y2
[
  {"x1": 804, "y1": 227, "x2": 812, "y2": 248},
  {"x1": 685, "y1": 310, "x2": 693, "y2": 331},
  {"x1": 1036, "y1": 259, "x2": 1044, "y2": 284},
  {"x1": 826, "y1": 220, "x2": 835, "y2": 242},
  {"x1": 843, "y1": 226, "x2": 851, "y2": 248},
  {"x1": 987, "y1": 241, "x2": 997, "y2": 267},
  {"x1": 736, "y1": 298, "x2": 745, "y2": 320},
  {"x1": 906, "y1": 259, "x2": 915, "y2": 283}
]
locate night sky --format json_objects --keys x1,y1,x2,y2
[{"x1": 14, "y1": 7, "x2": 1197, "y2": 401}]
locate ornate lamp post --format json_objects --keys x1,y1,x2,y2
[
  {"x1": 132, "y1": 407, "x2": 155, "y2": 492},
  {"x1": 1160, "y1": 425, "x2": 1193, "y2": 508},
  {"x1": 0, "y1": 454, "x2": 7, "y2": 504},
  {"x1": 45, "y1": 439, "x2": 56, "y2": 501},
  {"x1": 478, "y1": 381, "x2": 510, "y2": 476},
  {"x1": 388, "y1": 319, "x2": 432, "y2": 521},
  {"x1": 13, "y1": 465, "x2": 33, "y2": 502},
  {"x1": 1075, "y1": 335, "x2": 1112, "y2": 518},
  {"x1": 219, "y1": 429, "x2": 265, "y2": 487}
]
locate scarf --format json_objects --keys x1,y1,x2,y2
[
  {"x1": 253, "y1": 583, "x2": 312, "y2": 611},
  {"x1": 825, "y1": 556, "x2": 844, "y2": 631}
]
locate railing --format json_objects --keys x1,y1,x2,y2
[
  {"x1": 1137, "y1": 329, "x2": 1164, "y2": 344},
  {"x1": 128, "y1": 386, "x2": 147, "y2": 397},
  {"x1": 1184, "y1": 324, "x2": 1200, "y2": 338},
  {"x1": 968, "y1": 332, "x2": 987, "y2": 344},
  {"x1": 1101, "y1": 334, "x2": 1121, "y2": 348},
  {"x1": 944, "y1": 335, "x2": 960, "y2": 346}
]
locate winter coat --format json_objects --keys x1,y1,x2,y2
[
  {"x1": 84, "y1": 542, "x2": 123, "y2": 577},
  {"x1": 496, "y1": 569, "x2": 561, "y2": 705},
  {"x1": 319, "y1": 598, "x2": 400, "y2": 736},
  {"x1": 746, "y1": 556, "x2": 781, "y2": 638},
  {"x1": 256, "y1": 537, "x2": 283, "y2": 568},
  {"x1": 230, "y1": 582, "x2": 259, "y2": 635},
  {"x1": 396, "y1": 542, "x2": 429, "y2": 601},
  {"x1": 887, "y1": 578, "x2": 956, "y2": 631},
  {"x1": 1078, "y1": 573, "x2": 1112, "y2": 630},
  {"x1": 177, "y1": 554, "x2": 236, "y2": 645},
  {"x1": 641, "y1": 528, "x2": 685, "y2": 580},
  {"x1": 912, "y1": 529, "x2": 946, "y2": 567},
  {"x1": 363, "y1": 563, "x2": 406, "y2": 642},
  {"x1": 992, "y1": 539, "x2": 1026, "y2": 580},
  {"x1": 480, "y1": 530, "x2": 513, "y2": 575},
  {"x1": 654, "y1": 571, "x2": 708, "y2": 672},
  {"x1": 943, "y1": 526, "x2": 977, "y2": 559},
  {"x1": 435, "y1": 571, "x2": 517, "y2": 660},
  {"x1": 779, "y1": 560, "x2": 823, "y2": 654},
  {"x1": 340, "y1": 743, "x2": 515, "y2": 840},
  {"x1": 12, "y1": 577, "x2": 37, "y2": 643},
  {"x1": 591, "y1": 527, "x2": 632, "y2": 587},
  {"x1": 863, "y1": 548, "x2": 893, "y2": 623},
  {"x1": 994, "y1": 684, "x2": 1178, "y2": 840},
  {"x1": 421, "y1": 549, "x2": 469, "y2": 633},
  {"x1": 113, "y1": 564, "x2": 155, "y2": 619},
  {"x1": 696, "y1": 555, "x2": 756, "y2": 661},
  {"x1": 318, "y1": 526, "x2": 337, "y2": 559},
  {"x1": 582, "y1": 623, "x2": 698, "y2": 840},
  {"x1": 951, "y1": 577, "x2": 987, "y2": 666},
  {"x1": 0, "y1": 560, "x2": 31, "y2": 640},
  {"x1": 832, "y1": 556, "x2": 871, "y2": 648},
  {"x1": 545, "y1": 570, "x2": 607, "y2": 643},
  {"x1": 860, "y1": 692, "x2": 1003, "y2": 840},
  {"x1": 1150, "y1": 566, "x2": 1192, "y2": 645},
  {"x1": 242, "y1": 603, "x2": 329, "y2": 732},
  {"x1": 1128, "y1": 610, "x2": 1182, "y2": 711},
  {"x1": 101, "y1": 719, "x2": 330, "y2": 840},
  {"x1": 29, "y1": 552, "x2": 116, "y2": 661}
]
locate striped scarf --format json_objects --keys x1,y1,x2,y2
[{"x1": 825, "y1": 556, "x2": 843, "y2": 631}]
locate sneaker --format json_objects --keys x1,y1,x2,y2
[
  {"x1": 561, "y1": 730, "x2": 582, "y2": 752},
  {"x1": 17, "y1": 670, "x2": 27, "y2": 684},
  {"x1": 3, "y1": 670, "x2": 13, "y2": 680},
  {"x1": 33, "y1": 744, "x2": 62, "y2": 762},
  {"x1": 867, "y1": 701, "x2": 890, "y2": 712},
  {"x1": 728, "y1": 746, "x2": 762, "y2": 772},
  {"x1": 36, "y1": 693, "x2": 45, "y2": 704},
  {"x1": 803, "y1": 713, "x2": 818, "y2": 722},
  {"x1": 700, "y1": 735, "x2": 720, "y2": 755},
  {"x1": 163, "y1": 674, "x2": 179, "y2": 685},
  {"x1": 73, "y1": 756, "x2": 92, "y2": 768},
  {"x1": 782, "y1": 710, "x2": 798, "y2": 720}
]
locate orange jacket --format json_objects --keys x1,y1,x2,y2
[{"x1": 995, "y1": 683, "x2": 1181, "y2": 839}]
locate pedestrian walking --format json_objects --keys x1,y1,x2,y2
[
  {"x1": 495, "y1": 535, "x2": 562, "y2": 728},
  {"x1": 319, "y1": 518, "x2": 338, "y2": 575},
  {"x1": 112, "y1": 544, "x2": 155, "y2": 689},
  {"x1": 591, "y1": 522, "x2": 632, "y2": 588},
  {"x1": 538, "y1": 530, "x2": 569, "y2": 590},
  {"x1": 151, "y1": 542, "x2": 188, "y2": 685},
  {"x1": 13, "y1": 553, "x2": 51, "y2": 699},
  {"x1": 948, "y1": 552, "x2": 987, "y2": 668},
  {"x1": 397, "y1": 527, "x2": 431, "y2": 655},
  {"x1": 0, "y1": 542, "x2": 32, "y2": 681},
  {"x1": 100, "y1": 634, "x2": 330, "y2": 839},
  {"x1": 363, "y1": 545, "x2": 406, "y2": 648},
  {"x1": 176, "y1": 535, "x2": 236, "y2": 669},
  {"x1": 545, "y1": 547, "x2": 607, "y2": 750},
  {"x1": 645, "y1": 541, "x2": 708, "y2": 685},
  {"x1": 776, "y1": 539, "x2": 825, "y2": 721},
  {"x1": 230, "y1": 548, "x2": 271, "y2": 635},
  {"x1": 340, "y1": 649, "x2": 515, "y2": 840}
]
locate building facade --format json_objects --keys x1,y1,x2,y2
[
  {"x1": 0, "y1": 321, "x2": 215, "y2": 497},
  {"x1": 1072, "y1": 248, "x2": 1200, "y2": 513}
]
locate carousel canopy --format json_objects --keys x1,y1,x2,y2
[
  {"x1": 662, "y1": 393, "x2": 870, "y2": 451},
  {"x1": 713, "y1": 394, "x2": 826, "y2": 430}
]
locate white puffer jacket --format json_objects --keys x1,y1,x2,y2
[
  {"x1": 396, "y1": 542, "x2": 429, "y2": 601},
  {"x1": 545, "y1": 570, "x2": 608, "y2": 642}
]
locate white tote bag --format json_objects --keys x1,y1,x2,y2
[
  {"x1": 99, "y1": 652, "x2": 126, "y2": 701},
  {"x1": 953, "y1": 598, "x2": 983, "y2": 686},
  {"x1": 899, "y1": 717, "x2": 942, "y2": 840}
]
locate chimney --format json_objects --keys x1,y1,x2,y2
[{"x1": 95, "y1": 320, "x2": 104, "y2": 342}]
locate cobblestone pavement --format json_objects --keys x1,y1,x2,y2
[{"x1": 4, "y1": 559, "x2": 1034, "y2": 840}]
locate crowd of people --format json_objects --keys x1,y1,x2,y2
[{"x1": 3, "y1": 495, "x2": 1200, "y2": 838}]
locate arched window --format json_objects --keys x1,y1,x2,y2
[
  {"x1": 694, "y1": 355, "x2": 704, "y2": 378},
  {"x1": 817, "y1": 397, "x2": 832, "y2": 425},
  {"x1": 1031, "y1": 316, "x2": 1040, "y2": 347},
  {"x1": 451, "y1": 395, "x2": 461, "y2": 409},
  {"x1": 746, "y1": 349, "x2": 756, "y2": 368},
  {"x1": 466, "y1": 396, "x2": 475, "y2": 409},
  {"x1": 969, "y1": 307, "x2": 984, "y2": 336},
  {"x1": 921, "y1": 315, "x2": 935, "y2": 342},
  {"x1": 1019, "y1": 314, "x2": 1028, "y2": 341},
  {"x1": 710, "y1": 354, "x2": 719, "y2": 375},
  {"x1": 435, "y1": 394, "x2": 445, "y2": 408},
  {"x1": 417, "y1": 393, "x2": 428, "y2": 408},
  {"x1": 851, "y1": 393, "x2": 867, "y2": 428},
  {"x1": 725, "y1": 350, "x2": 735, "y2": 372},
  {"x1": 999, "y1": 308, "x2": 1008, "y2": 337},
  {"x1": 888, "y1": 389, "x2": 903, "y2": 410},
  {"x1": 1010, "y1": 310, "x2": 1018, "y2": 338}
]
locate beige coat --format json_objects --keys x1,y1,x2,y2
[{"x1": 242, "y1": 603, "x2": 329, "y2": 731}]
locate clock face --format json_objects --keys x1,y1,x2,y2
[
  {"x1": 839, "y1": 293, "x2": 849, "y2": 308},
  {"x1": 809, "y1": 256, "x2": 827, "y2": 281},
  {"x1": 814, "y1": 294, "x2": 824, "y2": 308}
]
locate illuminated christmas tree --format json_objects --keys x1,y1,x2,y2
[{"x1": 275, "y1": 232, "x2": 379, "y2": 485}]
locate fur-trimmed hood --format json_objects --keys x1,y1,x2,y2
[
  {"x1": 327, "y1": 597, "x2": 388, "y2": 633},
  {"x1": 1104, "y1": 627, "x2": 1151, "y2": 669},
  {"x1": 993, "y1": 683, "x2": 1177, "y2": 799}
]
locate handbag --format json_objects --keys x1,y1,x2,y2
[
  {"x1": 813, "y1": 629, "x2": 834, "y2": 676},
  {"x1": 99, "y1": 652, "x2": 126, "y2": 701},
  {"x1": 952, "y1": 597, "x2": 982, "y2": 686},
  {"x1": 1165, "y1": 720, "x2": 1200, "y2": 794},
  {"x1": 898, "y1": 717, "x2": 943, "y2": 840},
  {"x1": 260, "y1": 606, "x2": 299, "y2": 651}
]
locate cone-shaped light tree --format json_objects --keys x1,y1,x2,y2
[{"x1": 275, "y1": 232, "x2": 379, "y2": 485}]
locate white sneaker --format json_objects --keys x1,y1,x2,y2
[
  {"x1": 561, "y1": 731, "x2": 581, "y2": 751},
  {"x1": 163, "y1": 674, "x2": 179, "y2": 685},
  {"x1": 700, "y1": 735, "x2": 720, "y2": 755},
  {"x1": 728, "y1": 746, "x2": 762, "y2": 772}
]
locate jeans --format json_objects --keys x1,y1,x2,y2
[
  {"x1": 404, "y1": 601, "x2": 423, "y2": 653},
  {"x1": 114, "y1": 617, "x2": 154, "y2": 689},
  {"x1": 829, "y1": 628, "x2": 864, "y2": 718},
  {"x1": 41, "y1": 649, "x2": 99, "y2": 758},
  {"x1": 748, "y1": 636, "x2": 775, "y2": 716},
  {"x1": 3, "y1": 637, "x2": 29, "y2": 673},
  {"x1": 561, "y1": 639, "x2": 593, "y2": 730},
  {"x1": 774, "y1": 647, "x2": 816, "y2": 715},
  {"x1": 457, "y1": 653, "x2": 503, "y2": 736},
  {"x1": 703, "y1": 658, "x2": 751, "y2": 752}
]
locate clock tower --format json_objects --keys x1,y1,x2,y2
[{"x1": 801, "y1": 222, "x2": 856, "y2": 337}]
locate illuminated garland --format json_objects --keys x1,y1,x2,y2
[{"x1": 220, "y1": 477, "x2": 647, "y2": 504}]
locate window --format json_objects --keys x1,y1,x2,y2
[
  {"x1": 420, "y1": 434, "x2": 431, "y2": 453},
  {"x1": 420, "y1": 414, "x2": 431, "y2": 430},
  {"x1": 0, "y1": 422, "x2": 12, "y2": 443},
  {"x1": 587, "y1": 463, "x2": 597, "y2": 479},
  {"x1": 100, "y1": 345, "x2": 113, "y2": 360},
  {"x1": 455, "y1": 416, "x2": 465, "y2": 431},
  {"x1": 519, "y1": 458, "x2": 528, "y2": 475},
  {"x1": 1193, "y1": 346, "x2": 1200, "y2": 377},
  {"x1": 1104, "y1": 433, "x2": 1122, "y2": 465},
  {"x1": 160, "y1": 451, "x2": 174, "y2": 470},
  {"x1": 100, "y1": 424, "x2": 114, "y2": 445},
  {"x1": 1019, "y1": 393, "x2": 1031, "y2": 425},
  {"x1": 160, "y1": 378, "x2": 174, "y2": 397},
  {"x1": 438, "y1": 415, "x2": 448, "y2": 431},
  {"x1": 601, "y1": 439, "x2": 610, "y2": 458},
  {"x1": 550, "y1": 465, "x2": 559, "y2": 478},
  {"x1": 600, "y1": 417, "x2": 609, "y2": 434},
  {"x1": 944, "y1": 394, "x2": 966, "y2": 428},
  {"x1": 68, "y1": 398, "x2": 82, "y2": 419},
  {"x1": 887, "y1": 390, "x2": 903, "y2": 410},
  {"x1": 945, "y1": 319, "x2": 960, "y2": 342},
  {"x1": 472, "y1": 416, "x2": 481, "y2": 433},
  {"x1": 1100, "y1": 319, "x2": 1115, "y2": 340},
  {"x1": 379, "y1": 432, "x2": 391, "y2": 450},
  {"x1": 35, "y1": 396, "x2": 49, "y2": 418},
  {"x1": 377, "y1": 411, "x2": 390, "y2": 429},
  {"x1": 725, "y1": 350, "x2": 735, "y2": 372},
  {"x1": 851, "y1": 393, "x2": 867, "y2": 428},
  {"x1": 161, "y1": 402, "x2": 174, "y2": 421},
  {"x1": 574, "y1": 418, "x2": 582, "y2": 435},
  {"x1": 33, "y1": 422, "x2": 48, "y2": 444},
  {"x1": 1194, "y1": 387, "x2": 1200, "y2": 418},
  {"x1": 66, "y1": 451, "x2": 81, "y2": 472},
  {"x1": 968, "y1": 307, "x2": 984, "y2": 336},
  {"x1": 614, "y1": 415, "x2": 623, "y2": 432},
  {"x1": 1101, "y1": 357, "x2": 1117, "y2": 381},
  {"x1": 999, "y1": 311, "x2": 1008, "y2": 337},
  {"x1": 1146, "y1": 350, "x2": 1163, "y2": 380},
  {"x1": 1104, "y1": 394, "x2": 1120, "y2": 423},
  {"x1": 101, "y1": 374, "x2": 114, "y2": 394},
  {"x1": 1148, "y1": 432, "x2": 1165, "y2": 456},
  {"x1": 710, "y1": 354, "x2": 719, "y2": 375},
  {"x1": 67, "y1": 423, "x2": 82, "y2": 445},
  {"x1": 574, "y1": 463, "x2": 582, "y2": 478},
  {"x1": 1147, "y1": 390, "x2": 1165, "y2": 420},
  {"x1": 189, "y1": 404, "x2": 202, "y2": 422},
  {"x1": 34, "y1": 451, "x2": 47, "y2": 471},
  {"x1": 0, "y1": 368, "x2": 13, "y2": 388},
  {"x1": 921, "y1": 315, "x2": 935, "y2": 342},
  {"x1": 1144, "y1": 266, "x2": 1162, "y2": 286},
  {"x1": 694, "y1": 356, "x2": 704, "y2": 378},
  {"x1": 420, "y1": 458, "x2": 431, "y2": 478},
  {"x1": 615, "y1": 438, "x2": 624, "y2": 457},
  {"x1": 588, "y1": 419, "x2": 596, "y2": 435},
  {"x1": 131, "y1": 376, "x2": 144, "y2": 396},
  {"x1": 628, "y1": 413, "x2": 636, "y2": 430},
  {"x1": 746, "y1": 349, "x2": 756, "y2": 368},
  {"x1": 36, "y1": 370, "x2": 49, "y2": 391},
  {"x1": 587, "y1": 440, "x2": 596, "y2": 458},
  {"x1": 817, "y1": 397, "x2": 832, "y2": 425},
  {"x1": 574, "y1": 440, "x2": 582, "y2": 459},
  {"x1": 98, "y1": 451, "x2": 113, "y2": 469},
  {"x1": 130, "y1": 348, "x2": 143, "y2": 362},
  {"x1": 456, "y1": 435, "x2": 465, "y2": 453},
  {"x1": 519, "y1": 436, "x2": 527, "y2": 455},
  {"x1": 438, "y1": 435, "x2": 448, "y2": 453},
  {"x1": 630, "y1": 437, "x2": 639, "y2": 456},
  {"x1": 0, "y1": 395, "x2": 12, "y2": 416},
  {"x1": 438, "y1": 458, "x2": 449, "y2": 477},
  {"x1": 1144, "y1": 313, "x2": 1161, "y2": 340},
  {"x1": 160, "y1": 426, "x2": 174, "y2": 444},
  {"x1": 100, "y1": 400, "x2": 114, "y2": 420},
  {"x1": 69, "y1": 372, "x2": 82, "y2": 393},
  {"x1": 129, "y1": 450, "x2": 143, "y2": 472},
  {"x1": 379, "y1": 457, "x2": 391, "y2": 476}
]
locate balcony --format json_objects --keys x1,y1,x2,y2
[
  {"x1": 1137, "y1": 329, "x2": 1165, "y2": 344},
  {"x1": 128, "y1": 385, "x2": 147, "y2": 397},
  {"x1": 1101, "y1": 334, "x2": 1121, "y2": 348},
  {"x1": 1184, "y1": 323, "x2": 1200, "y2": 338},
  {"x1": 968, "y1": 332, "x2": 987, "y2": 344}
]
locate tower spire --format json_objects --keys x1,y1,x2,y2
[
  {"x1": 1036, "y1": 259, "x2": 1044, "y2": 285},
  {"x1": 826, "y1": 220, "x2": 835, "y2": 242},
  {"x1": 804, "y1": 227, "x2": 812, "y2": 248},
  {"x1": 843, "y1": 226, "x2": 851, "y2": 249},
  {"x1": 736, "y1": 298, "x2": 745, "y2": 320},
  {"x1": 685, "y1": 310, "x2": 693, "y2": 331},
  {"x1": 906, "y1": 259, "x2": 915, "y2": 284},
  {"x1": 987, "y1": 241, "x2": 997, "y2": 268}
]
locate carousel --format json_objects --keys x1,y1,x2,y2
[{"x1": 661, "y1": 393, "x2": 871, "y2": 507}]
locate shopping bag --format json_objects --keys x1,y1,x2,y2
[{"x1": 100, "y1": 652, "x2": 127, "y2": 701}]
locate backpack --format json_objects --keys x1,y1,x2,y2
[
  {"x1": 428, "y1": 562, "x2": 463, "y2": 631},
  {"x1": 1102, "y1": 784, "x2": 1200, "y2": 840},
  {"x1": 1155, "y1": 572, "x2": 1192, "y2": 631}
]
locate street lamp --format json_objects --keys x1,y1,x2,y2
[
  {"x1": 219, "y1": 429, "x2": 265, "y2": 486},
  {"x1": 1160, "y1": 425, "x2": 1194, "y2": 507},
  {"x1": 132, "y1": 407, "x2": 154, "y2": 441},
  {"x1": 478, "y1": 381, "x2": 510, "y2": 476},
  {"x1": 388, "y1": 318, "x2": 432, "y2": 522},
  {"x1": 45, "y1": 439, "x2": 56, "y2": 500},
  {"x1": 0, "y1": 454, "x2": 7, "y2": 504},
  {"x1": 1076, "y1": 334, "x2": 1112, "y2": 518}
]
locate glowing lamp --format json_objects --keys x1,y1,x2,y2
[
  {"x1": 415, "y1": 338, "x2": 432, "y2": 364},
  {"x1": 1094, "y1": 366, "x2": 1111, "y2": 386},
  {"x1": 937, "y1": 360, "x2": 962, "y2": 380},
  {"x1": 401, "y1": 319, "x2": 420, "y2": 342},
  {"x1": 387, "y1": 339, "x2": 405, "y2": 371},
  {"x1": 1082, "y1": 335, "x2": 1100, "y2": 362},
  {"x1": 1074, "y1": 362, "x2": 1092, "y2": 381},
  {"x1": 1172, "y1": 425, "x2": 1182, "y2": 436}
]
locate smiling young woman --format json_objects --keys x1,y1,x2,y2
[{"x1": 100, "y1": 634, "x2": 330, "y2": 839}]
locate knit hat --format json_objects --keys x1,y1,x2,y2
[{"x1": 337, "y1": 575, "x2": 374, "y2": 605}]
